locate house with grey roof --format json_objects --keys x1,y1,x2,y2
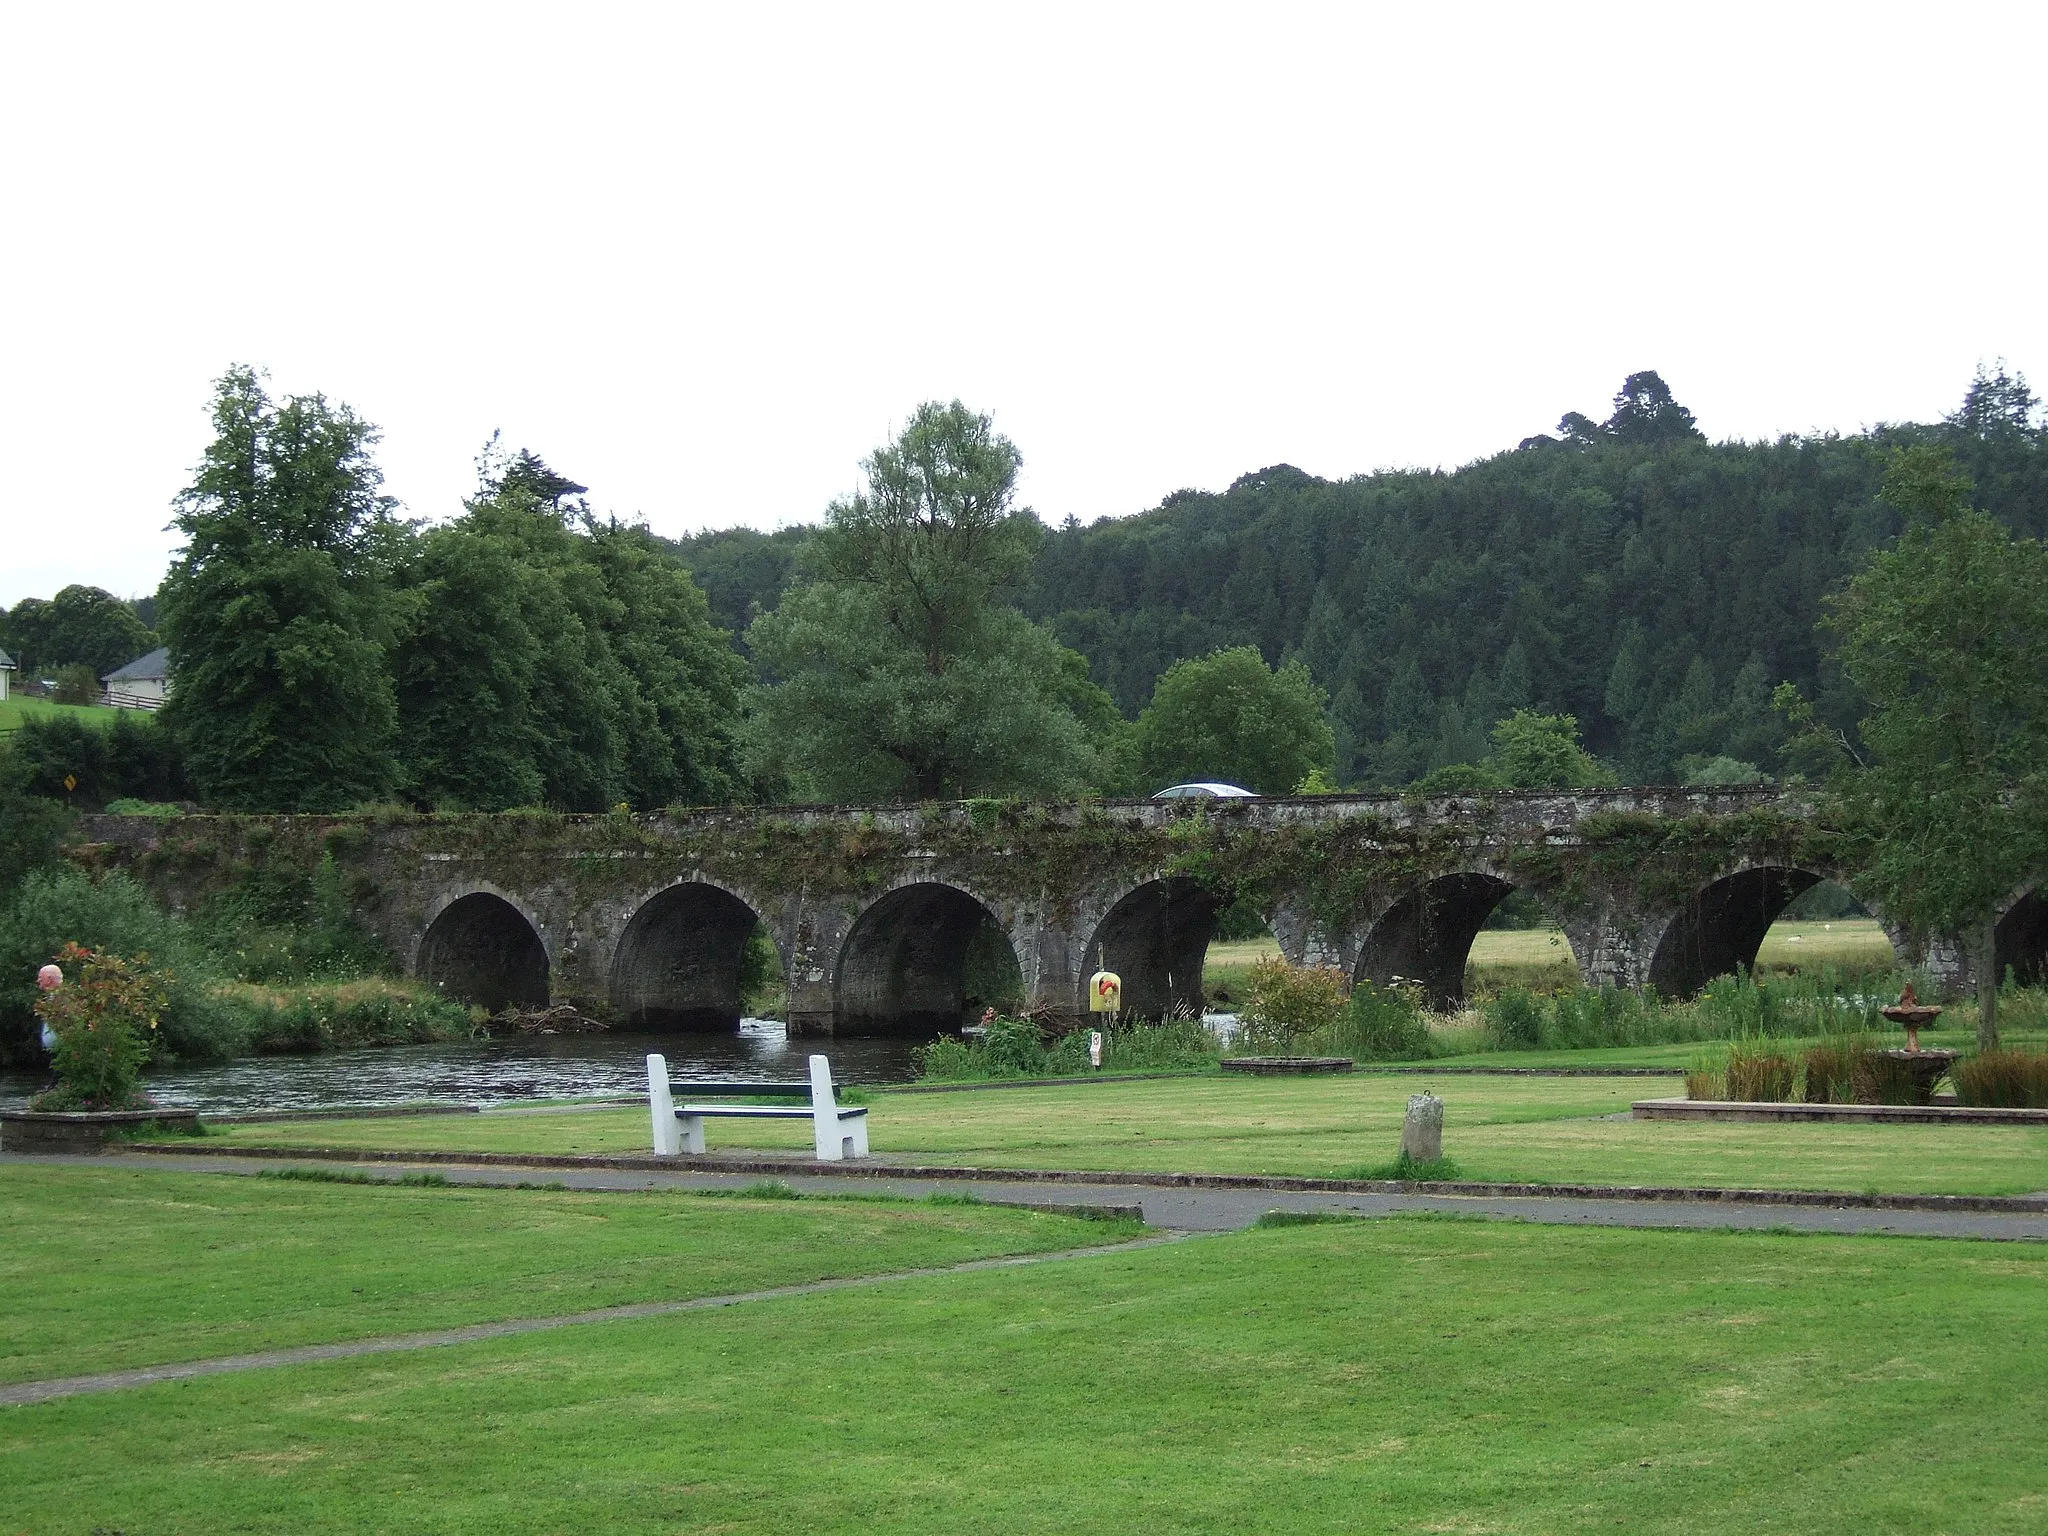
[
  {"x1": 101, "y1": 646, "x2": 171, "y2": 710},
  {"x1": 0, "y1": 645, "x2": 14, "y2": 702}
]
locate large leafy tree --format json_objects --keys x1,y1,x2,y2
[
  {"x1": 1790, "y1": 447, "x2": 2048, "y2": 1046},
  {"x1": 1131, "y1": 646, "x2": 1336, "y2": 795},
  {"x1": 746, "y1": 401, "x2": 1098, "y2": 801},
  {"x1": 1409, "y1": 709, "x2": 1613, "y2": 792},
  {"x1": 0, "y1": 585, "x2": 156, "y2": 677},
  {"x1": 392, "y1": 450, "x2": 747, "y2": 810},
  {"x1": 159, "y1": 368, "x2": 408, "y2": 811}
]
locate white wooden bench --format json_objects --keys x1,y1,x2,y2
[{"x1": 646, "y1": 1053, "x2": 870, "y2": 1161}]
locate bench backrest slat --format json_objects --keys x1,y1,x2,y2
[{"x1": 662, "y1": 1080, "x2": 811, "y2": 1097}]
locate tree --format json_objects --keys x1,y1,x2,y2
[
  {"x1": 1413, "y1": 709, "x2": 1614, "y2": 792},
  {"x1": 158, "y1": 367, "x2": 408, "y2": 811},
  {"x1": 1604, "y1": 370, "x2": 1703, "y2": 444},
  {"x1": 0, "y1": 585, "x2": 155, "y2": 677},
  {"x1": 1791, "y1": 446, "x2": 2048, "y2": 1048},
  {"x1": 390, "y1": 522, "x2": 547, "y2": 811},
  {"x1": 1489, "y1": 710, "x2": 1614, "y2": 788},
  {"x1": 746, "y1": 402, "x2": 1096, "y2": 801},
  {"x1": 391, "y1": 448, "x2": 748, "y2": 811},
  {"x1": 1131, "y1": 646, "x2": 1336, "y2": 795}
]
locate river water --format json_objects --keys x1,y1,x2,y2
[{"x1": 0, "y1": 1021, "x2": 928, "y2": 1116}]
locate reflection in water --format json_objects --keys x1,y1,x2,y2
[{"x1": 0, "y1": 1021, "x2": 927, "y2": 1116}]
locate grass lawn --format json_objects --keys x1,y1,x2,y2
[
  {"x1": 0, "y1": 1164, "x2": 1137, "y2": 1386},
  {"x1": 7, "y1": 1216, "x2": 2045, "y2": 1533},
  {"x1": 1755, "y1": 917, "x2": 1900, "y2": 972},
  {"x1": 0, "y1": 694, "x2": 121, "y2": 732},
  {"x1": 1208, "y1": 919, "x2": 1901, "y2": 1000},
  {"x1": 204, "y1": 1071, "x2": 2048, "y2": 1195}
]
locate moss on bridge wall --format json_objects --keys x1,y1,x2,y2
[{"x1": 69, "y1": 789, "x2": 1827, "y2": 953}]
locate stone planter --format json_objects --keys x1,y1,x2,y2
[
  {"x1": 0, "y1": 1108, "x2": 201, "y2": 1154},
  {"x1": 1220, "y1": 1057, "x2": 1355, "y2": 1075}
]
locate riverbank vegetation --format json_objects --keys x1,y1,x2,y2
[
  {"x1": 916, "y1": 1015, "x2": 1219, "y2": 1082},
  {"x1": 0, "y1": 866, "x2": 468, "y2": 1068}
]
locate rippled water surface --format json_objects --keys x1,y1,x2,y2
[{"x1": 0, "y1": 1021, "x2": 927, "y2": 1116}]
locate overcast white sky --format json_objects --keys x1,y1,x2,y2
[{"x1": 2, "y1": 3, "x2": 2042, "y2": 609}]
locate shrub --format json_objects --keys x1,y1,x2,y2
[
  {"x1": 0, "y1": 763, "x2": 72, "y2": 897},
  {"x1": 1483, "y1": 989, "x2": 1545, "y2": 1050},
  {"x1": 1320, "y1": 981, "x2": 1433, "y2": 1060},
  {"x1": 6, "y1": 711, "x2": 188, "y2": 808},
  {"x1": 0, "y1": 868, "x2": 236, "y2": 1065},
  {"x1": 1953, "y1": 1049, "x2": 2048, "y2": 1109},
  {"x1": 916, "y1": 1016, "x2": 1219, "y2": 1082},
  {"x1": 31, "y1": 942, "x2": 166, "y2": 1110},
  {"x1": 1723, "y1": 1037, "x2": 1798, "y2": 1102},
  {"x1": 1697, "y1": 969, "x2": 1785, "y2": 1038},
  {"x1": 977, "y1": 1015, "x2": 1048, "y2": 1077},
  {"x1": 205, "y1": 978, "x2": 475, "y2": 1053},
  {"x1": 1096, "y1": 1016, "x2": 1219, "y2": 1071},
  {"x1": 51, "y1": 663, "x2": 98, "y2": 707},
  {"x1": 914, "y1": 1035, "x2": 980, "y2": 1081},
  {"x1": 1544, "y1": 986, "x2": 1669, "y2": 1050},
  {"x1": 1235, "y1": 957, "x2": 1348, "y2": 1054},
  {"x1": 193, "y1": 852, "x2": 389, "y2": 983}
]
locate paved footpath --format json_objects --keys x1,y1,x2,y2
[{"x1": 24, "y1": 1151, "x2": 2048, "y2": 1241}]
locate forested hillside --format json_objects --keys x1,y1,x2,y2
[{"x1": 671, "y1": 370, "x2": 2048, "y2": 786}]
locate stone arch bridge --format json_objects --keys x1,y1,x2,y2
[{"x1": 77, "y1": 791, "x2": 2047, "y2": 1037}]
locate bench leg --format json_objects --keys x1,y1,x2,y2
[
  {"x1": 678, "y1": 1114, "x2": 706, "y2": 1154},
  {"x1": 848, "y1": 1116, "x2": 869, "y2": 1158},
  {"x1": 811, "y1": 1111, "x2": 842, "y2": 1161},
  {"x1": 648, "y1": 1055, "x2": 679, "y2": 1157}
]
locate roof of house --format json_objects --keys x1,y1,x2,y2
[
  {"x1": 102, "y1": 646, "x2": 170, "y2": 683},
  {"x1": 0, "y1": 647, "x2": 14, "y2": 670}
]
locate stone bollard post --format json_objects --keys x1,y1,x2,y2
[{"x1": 1401, "y1": 1093, "x2": 1443, "y2": 1164}]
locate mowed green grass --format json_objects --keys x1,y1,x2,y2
[
  {"x1": 1210, "y1": 919, "x2": 1900, "y2": 997},
  {"x1": 0, "y1": 694, "x2": 121, "y2": 731},
  {"x1": 0, "y1": 1165, "x2": 1137, "y2": 1386},
  {"x1": 204, "y1": 1072, "x2": 2048, "y2": 1195},
  {"x1": 8, "y1": 1217, "x2": 2045, "y2": 1534}
]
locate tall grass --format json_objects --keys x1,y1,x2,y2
[
  {"x1": 1478, "y1": 967, "x2": 1921, "y2": 1055},
  {"x1": 916, "y1": 1016, "x2": 1220, "y2": 1082},
  {"x1": 1953, "y1": 1049, "x2": 2048, "y2": 1109},
  {"x1": 206, "y1": 978, "x2": 477, "y2": 1053}
]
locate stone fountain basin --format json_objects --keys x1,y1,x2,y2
[{"x1": 1879, "y1": 1006, "x2": 1943, "y2": 1027}]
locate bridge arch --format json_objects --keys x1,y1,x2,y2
[
  {"x1": 417, "y1": 889, "x2": 550, "y2": 1012},
  {"x1": 610, "y1": 880, "x2": 776, "y2": 1032},
  {"x1": 1995, "y1": 885, "x2": 2048, "y2": 987},
  {"x1": 836, "y1": 881, "x2": 1020, "y2": 1036},
  {"x1": 1646, "y1": 865, "x2": 1900, "y2": 996},
  {"x1": 1083, "y1": 876, "x2": 1221, "y2": 1021},
  {"x1": 1356, "y1": 871, "x2": 1533, "y2": 1008}
]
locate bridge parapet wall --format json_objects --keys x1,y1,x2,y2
[{"x1": 66, "y1": 787, "x2": 2017, "y2": 1034}]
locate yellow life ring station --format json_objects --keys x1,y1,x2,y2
[{"x1": 1088, "y1": 969, "x2": 1122, "y2": 1013}]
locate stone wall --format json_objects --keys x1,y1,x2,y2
[{"x1": 68, "y1": 787, "x2": 2029, "y2": 1035}]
